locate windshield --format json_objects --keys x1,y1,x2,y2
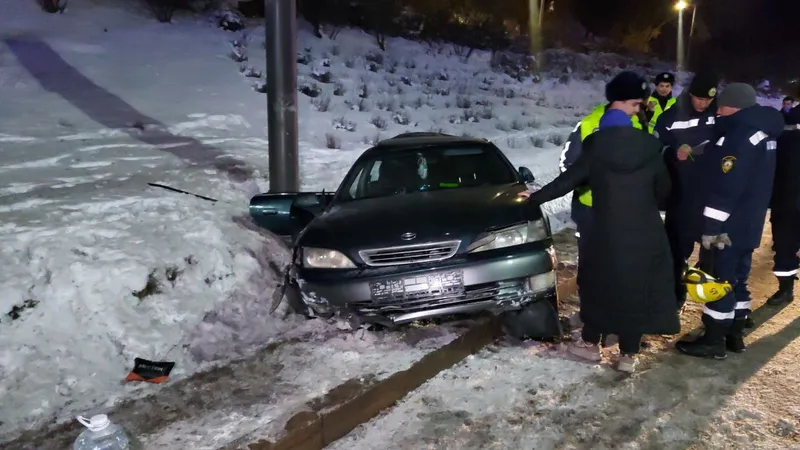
[{"x1": 337, "y1": 145, "x2": 518, "y2": 202}]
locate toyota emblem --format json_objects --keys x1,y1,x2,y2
[{"x1": 400, "y1": 232, "x2": 416, "y2": 241}]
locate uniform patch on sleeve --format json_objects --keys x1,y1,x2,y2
[
  {"x1": 767, "y1": 140, "x2": 777, "y2": 150},
  {"x1": 721, "y1": 156, "x2": 736, "y2": 173}
]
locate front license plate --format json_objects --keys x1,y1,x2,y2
[{"x1": 369, "y1": 270, "x2": 464, "y2": 302}]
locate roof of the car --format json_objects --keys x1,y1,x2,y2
[{"x1": 368, "y1": 132, "x2": 491, "y2": 152}]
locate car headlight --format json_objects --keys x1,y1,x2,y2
[
  {"x1": 466, "y1": 220, "x2": 549, "y2": 253},
  {"x1": 302, "y1": 247, "x2": 356, "y2": 269}
]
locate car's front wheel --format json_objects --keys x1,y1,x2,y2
[
  {"x1": 285, "y1": 279, "x2": 334, "y2": 320},
  {"x1": 502, "y1": 300, "x2": 564, "y2": 341}
]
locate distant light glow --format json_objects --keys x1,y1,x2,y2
[{"x1": 675, "y1": 0, "x2": 688, "y2": 10}]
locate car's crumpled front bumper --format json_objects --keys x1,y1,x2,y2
[{"x1": 295, "y1": 243, "x2": 558, "y2": 326}]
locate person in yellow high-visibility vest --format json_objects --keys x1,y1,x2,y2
[
  {"x1": 645, "y1": 72, "x2": 677, "y2": 133},
  {"x1": 558, "y1": 72, "x2": 650, "y2": 251}
]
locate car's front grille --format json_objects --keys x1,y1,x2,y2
[
  {"x1": 352, "y1": 279, "x2": 531, "y2": 315},
  {"x1": 358, "y1": 240, "x2": 461, "y2": 267}
]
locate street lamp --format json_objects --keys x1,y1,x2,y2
[{"x1": 675, "y1": 1, "x2": 688, "y2": 73}]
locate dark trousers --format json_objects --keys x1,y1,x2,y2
[
  {"x1": 581, "y1": 323, "x2": 643, "y2": 355},
  {"x1": 771, "y1": 208, "x2": 800, "y2": 278},
  {"x1": 665, "y1": 219, "x2": 697, "y2": 308},
  {"x1": 701, "y1": 247, "x2": 754, "y2": 325}
]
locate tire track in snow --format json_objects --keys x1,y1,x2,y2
[{"x1": 5, "y1": 38, "x2": 256, "y2": 183}]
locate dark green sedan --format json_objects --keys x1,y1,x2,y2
[{"x1": 250, "y1": 133, "x2": 563, "y2": 339}]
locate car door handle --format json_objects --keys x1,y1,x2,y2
[{"x1": 258, "y1": 209, "x2": 278, "y2": 215}]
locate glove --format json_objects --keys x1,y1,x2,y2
[{"x1": 701, "y1": 233, "x2": 732, "y2": 250}]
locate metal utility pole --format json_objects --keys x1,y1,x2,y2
[
  {"x1": 265, "y1": 0, "x2": 299, "y2": 193},
  {"x1": 528, "y1": 0, "x2": 543, "y2": 72},
  {"x1": 676, "y1": 7, "x2": 684, "y2": 73},
  {"x1": 685, "y1": 5, "x2": 698, "y2": 70}
]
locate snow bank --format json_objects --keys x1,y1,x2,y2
[{"x1": 0, "y1": 182, "x2": 290, "y2": 434}]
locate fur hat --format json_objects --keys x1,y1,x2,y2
[
  {"x1": 606, "y1": 71, "x2": 649, "y2": 103},
  {"x1": 717, "y1": 83, "x2": 757, "y2": 109},
  {"x1": 688, "y1": 71, "x2": 719, "y2": 98},
  {"x1": 654, "y1": 72, "x2": 676, "y2": 85}
]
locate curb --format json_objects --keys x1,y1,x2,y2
[{"x1": 243, "y1": 318, "x2": 504, "y2": 450}]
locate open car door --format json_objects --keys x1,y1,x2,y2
[{"x1": 249, "y1": 192, "x2": 335, "y2": 242}]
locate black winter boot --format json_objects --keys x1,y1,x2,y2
[
  {"x1": 766, "y1": 276, "x2": 796, "y2": 306},
  {"x1": 676, "y1": 318, "x2": 728, "y2": 360},
  {"x1": 725, "y1": 318, "x2": 747, "y2": 353}
]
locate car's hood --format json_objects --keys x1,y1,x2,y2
[{"x1": 299, "y1": 183, "x2": 539, "y2": 251}]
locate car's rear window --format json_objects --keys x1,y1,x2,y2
[{"x1": 338, "y1": 145, "x2": 518, "y2": 201}]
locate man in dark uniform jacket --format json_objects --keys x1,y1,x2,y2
[
  {"x1": 676, "y1": 84, "x2": 784, "y2": 359},
  {"x1": 766, "y1": 97, "x2": 800, "y2": 305},
  {"x1": 653, "y1": 72, "x2": 719, "y2": 312}
]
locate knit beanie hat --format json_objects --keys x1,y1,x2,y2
[
  {"x1": 688, "y1": 71, "x2": 719, "y2": 98},
  {"x1": 654, "y1": 72, "x2": 676, "y2": 85},
  {"x1": 599, "y1": 109, "x2": 633, "y2": 129},
  {"x1": 606, "y1": 71, "x2": 649, "y2": 103},
  {"x1": 717, "y1": 83, "x2": 758, "y2": 109}
]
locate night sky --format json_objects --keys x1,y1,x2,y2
[
  {"x1": 676, "y1": 0, "x2": 799, "y2": 80},
  {"x1": 567, "y1": 0, "x2": 797, "y2": 80}
]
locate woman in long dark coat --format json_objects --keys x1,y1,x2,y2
[{"x1": 526, "y1": 109, "x2": 680, "y2": 372}]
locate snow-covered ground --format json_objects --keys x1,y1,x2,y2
[
  {"x1": 332, "y1": 311, "x2": 800, "y2": 450},
  {"x1": 1, "y1": 0, "x2": 761, "y2": 444},
  {"x1": 327, "y1": 344, "x2": 599, "y2": 450}
]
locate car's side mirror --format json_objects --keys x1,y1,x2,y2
[
  {"x1": 294, "y1": 192, "x2": 322, "y2": 207},
  {"x1": 518, "y1": 166, "x2": 535, "y2": 183}
]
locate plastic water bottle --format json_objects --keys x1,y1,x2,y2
[{"x1": 73, "y1": 414, "x2": 132, "y2": 450}]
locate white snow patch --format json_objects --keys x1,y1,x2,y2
[{"x1": 0, "y1": 133, "x2": 39, "y2": 142}]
